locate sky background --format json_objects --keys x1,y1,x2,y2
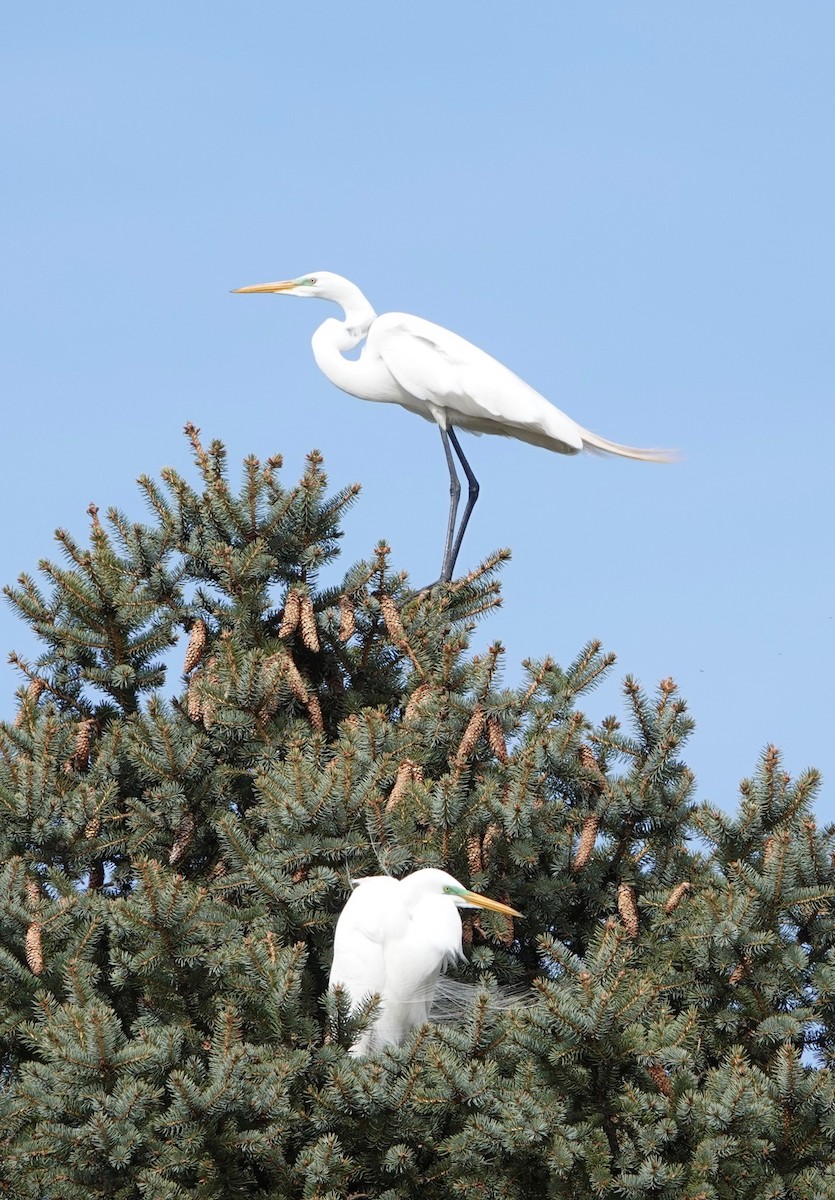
[{"x1": 2, "y1": 3, "x2": 833, "y2": 820}]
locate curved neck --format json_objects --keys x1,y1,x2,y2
[{"x1": 310, "y1": 283, "x2": 378, "y2": 396}]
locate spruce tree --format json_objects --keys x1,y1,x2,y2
[{"x1": 1, "y1": 425, "x2": 833, "y2": 1199}]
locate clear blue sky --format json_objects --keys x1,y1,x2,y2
[{"x1": 2, "y1": 3, "x2": 833, "y2": 819}]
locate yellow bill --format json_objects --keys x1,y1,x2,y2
[{"x1": 231, "y1": 280, "x2": 298, "y2": 294}]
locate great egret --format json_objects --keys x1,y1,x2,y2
[
  {"x1": 233, "y1": 272, "x2": 674, "y2": 583},
  {"x1": 328, "y1": 867, "x2": 522, "y2": 1056}
]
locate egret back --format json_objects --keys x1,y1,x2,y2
[
  {"x1": 328, "y1": 876, "x2": 407, "y2": 1010},
  {"x1": 367, "y1": 313, "x2": 586, "y2": 454}
]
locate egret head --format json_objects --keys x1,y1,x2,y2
[
  {"x1": 232, "y1": 271, "x2": 344, "y2": 300},
  {"x1": 407, "y1": 868, "x2": 523, "y2": 917}
]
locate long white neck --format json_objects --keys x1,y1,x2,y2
[{"x1": 310, "y1": 281, "x2": 378, "y2": 397}]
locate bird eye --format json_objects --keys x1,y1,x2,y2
[{"x1": 304, "y1": 276, "x2": 317, "y2": 286}]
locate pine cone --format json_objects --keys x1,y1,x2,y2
[
  {"x1": 187, "y1": 677, "x2": 203, "y2": 722},
  {"x1": 646, "y1": 1063, "x2": 673, "y2": 1097},
  {"x1": 25, "y1": 922, "x2": 43, "y2": 975},
  {"x1": 169, "y1": 811, "x2": 196, "y2": 865},
  {"x1": 487, "y1": 716, "x2": 509, "y2": 764},
  {"x1": 664, "y1": 881, "x2": 692, "y2": 914},
  {"x1": 14, "y1": 678, "x2": 47, "y2": 727},
  {"x1": 403, "y1": 682, "x2": 432, "y2": 724},
  {"x1": 380, "y1": 593, "x2": 407, "y2": 646},
  {"x1": 284, "y1": 655, "x2": 309, "y2": 704},
  {"x1": 386, "y1": 759, "x2": 423, "y2": 811},
  {"x1": 26, "y1": 880, "x2": 40, "y2": 908},
  {"x1": 66, "y1": 718, "x2": 97, "y2": 773},
  {"x1": 183, "y1": 619, "x2": 208, "y2": 673},
  {"x1": 466, "y1": 832, "x2": 483, "y2": 876},
  {"x1": 729, "y1": 955, "x2": 751, "y2": 986},
  {"x1": 577, "y1": 744, "x2": 600, "y2": 773},
  {"x1": 337, "y1": 594, "x2": 356, "y2": 642},
  {"x1": 299, "y1": 594, "x2": 320, "y2": 653},
  {"x1": 279, "y1": 590, "x2": 301, "y2": 638},
  {"x1": 572, "y1": 814, "x2": 599, "y2": 872},
  {"x1": 455, "y1": 706, "x2": 486, "y2": 766},
  {"x1": 84, "y1": 815, "x2": 102, "y2": 840},
  {"x1": 306, "y1": 693, "x2": 324, "y2": 733},
  {"x1": 617, "y1": 883, "x2": 639, "y2": 938}
]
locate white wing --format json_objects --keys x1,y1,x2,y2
[
  {"x1": 367, "y1": 312, "x2": 584, "y2": 455},
  {"x1": 367, "y1": 312, "x2": 674, "y2": 462},
  {"x1": 329, "y1": 876, "x2": 407, "y2": 1009}
]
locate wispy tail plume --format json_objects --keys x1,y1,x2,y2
[{"x1": 579, "y1": 427, "x2": 679, "y2": 464}]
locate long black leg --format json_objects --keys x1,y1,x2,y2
[
  {"x1": 438, "y1": 427, "x2": 461, "y2": 583},
  {"x1": 445, "y1": 427, "x2": 480, "y2": 580}
]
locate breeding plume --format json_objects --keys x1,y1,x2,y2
[
  {"x1": 233, "y1": 272, "x2": 674, "y2": 583},
  {"x1": 328, "y1": 868, "x2": 521, "y2": 1056}
]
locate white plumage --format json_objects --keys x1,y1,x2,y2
[
  {"x1": 328, "y1": 868, "x2": 521, "y2": 1056},
  {"x1": 234, "y1": 271, "x2": 675, "y2": 581}
]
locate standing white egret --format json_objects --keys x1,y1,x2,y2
[
  {"x1": 328, "y1": 867, "x2": 522, "y2": 1056},
  {"x1": 233, "y1": 272, "x2": 675, "y2": 583}
]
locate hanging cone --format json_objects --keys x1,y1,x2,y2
[
  {"x1": 455, "y1": 706, "x2": 486, "y2": 767},
  {"x1": 646, "y1": 1063, "x2": 673, "y2": 1097},
  {"x1": 84, "y1": 815, "x2": 102, "y2": 840},
  {"x1": 403, "y1": 682, "x2": 432, "y2": 724},
  {"x1": 169, "y1": 811, "x2": 196, "y2": 865},
  {"x1": 25, "y1": 922, "x2": 43, "y2": 975},
  {"x1": 617, "y1": 883, "x2": 639, "y2": 938},
  {"x1": 729, "y1": 956, "x2": 751, "y2": 986},
  {"x1": 577, "y1": 743, "x2": 600, "y2": 773},
  {"x1": 337, "y1": 594, "x2": 356, "y2": 642},
  {"x1": 279, "y1": 590, "x2": 301, "y2": 638},
  {"x1": 299, "y1": 595, "x2": 320, "y2": 653},
  {"x1": 284, "y1": 655, "x2": 309, "y2": 705},
  {"x1": 664, "y1": 881, "x2": 692, "y2": 914},
  {"x1": 386, "y1": 759, "x2": 423, "y2": 812},
  {"x1": 65, "y1": 718, "x2": 97, "y2": 773},
  {"x1": 14, "y1": 678, "x2": 47, "y2": 728},
  {"x1": 487, "y1": 716, "x2": 509, "y2": 764},
  {"x1": 187, "y1": 677, "x2": 203, "y2": 722},
  {"x1": 572, "y1": 814, "x2": 600, "y2": 872},
  {"x1": 466, "y1": 832, "x2": 483, "y2": 876},
  {"x1": 306, "y1": 693, "x2": 324, "y2": 733},
  {"x1": 183, "y1": 619, "x2": 208, "y2": 673},
  {"x1": 380, "y1": 593, "x2": 407, "y2": 646}
]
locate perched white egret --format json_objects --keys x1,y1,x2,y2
[
  {"x1": 233, "y1": 272, "x2": 675, "y2": 583},
  {"x1": 328, "y1": 867, "x2": 522, "y2": 1056}
]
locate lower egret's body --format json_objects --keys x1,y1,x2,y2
[{"x1": 328, "y1": 868, "x2": 521, "y2": 1056}]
